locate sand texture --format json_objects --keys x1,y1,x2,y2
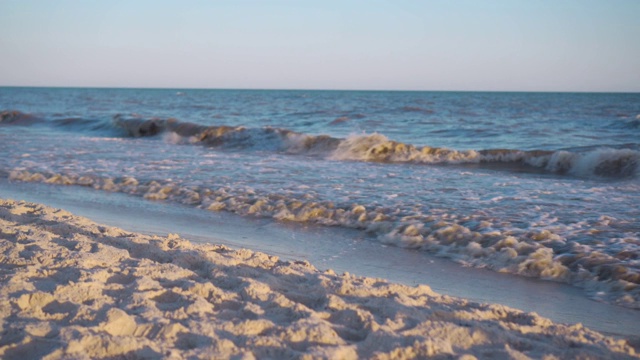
[{"x1": 0, "y1": 198, "x2": 638, "y2": 359}]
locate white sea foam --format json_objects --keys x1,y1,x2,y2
[
  {"x1": 102, "y1": 116, "x2": 640, "y2": 178},
  {"x1": 542, "y1": 148, "x2": 639, "y2": 177}
]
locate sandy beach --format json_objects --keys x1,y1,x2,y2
[
  {"x1": 3, "y1": 0, "x2": 639, "y2": 358},
  {"x1": 0, "y1": 198, "x2": 638, "y2": 359}
]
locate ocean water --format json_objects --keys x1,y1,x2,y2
[{"x1": 1, "y1": 87, "x2": 639, "y2": 310}]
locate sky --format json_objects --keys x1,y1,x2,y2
[{"x1": 1, "y1": 0, "x2": 639, "y2": 92}]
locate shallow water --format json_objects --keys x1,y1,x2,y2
[{"x1": 1, "y1": 87, "x2": 639, "y2": 310}]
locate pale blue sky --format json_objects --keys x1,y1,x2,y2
[{"x1": 1, "y1": 0, "x2": 638, "y2": 91}]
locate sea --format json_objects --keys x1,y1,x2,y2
[{"x1": 1, "y1": 87, "x2": 639, "y2": 334}]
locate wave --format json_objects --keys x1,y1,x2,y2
[
  {"x1": 111, "y1": 115, "x2": 640, "y2": 178},
  {"x1": 0, "y1": 110, "x2": 43, "y2": 125},
  {"x1": 398, "y1": 106, "x2": 435, "y2": 114},
  {"x1": 611, "y1": 117, "x2": 640, "y2": 130},
  {"x1": 112, "y1": 114, "x2": 343, "y2": 154},
  {"x1": 605, "y1": 113, "x2": 640, "y2": 130},
  {"x1": 4, "y1": 110, "x2": 639, "y2": 179},
  {"x1": 6, "y1": 168, "x2": 640, "y2": 309},
  {"x1": 1, "y1": 111, "x2": 123, "y2": 135},
  {"x1": 51, "y1": 117, "x2": 118, "y2": 133}
]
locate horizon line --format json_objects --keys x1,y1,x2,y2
[{"x1": 1, "y1": 85, "x2": 639, "y2": 94}]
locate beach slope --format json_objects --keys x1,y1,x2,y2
[{"x1": 0, "y1": 198, "x2": 637, "y2": 359}]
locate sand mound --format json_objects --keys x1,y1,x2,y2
[{"x1": 0, "y1": 199, "x2": 637, "y2": 359}]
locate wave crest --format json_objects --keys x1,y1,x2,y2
[
  {"x1": 7, "y1": 111, "x2": 640, "y2": 179},
  {"x1": 53, "y1": 114, "x2": 640, "y2": 178},
  {"x1": 332, "y1": 133, "x2": 482, "y2": 163},
  {"x1": 542, "y1": 148, "x2": 639, "y2": 177},
  {"x1": 0, "y1": 110, "x2": 42, "y2": 126}
]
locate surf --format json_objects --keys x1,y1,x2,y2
[{"x1": 5, "y1": 110, "x2": 638, "y2": 179}]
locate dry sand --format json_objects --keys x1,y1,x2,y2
[{"x1": 0, "y1": 198, "x2": 638, "y2": 359}]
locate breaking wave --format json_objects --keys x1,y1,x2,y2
[
  {"x1": 109, "y1": 115, "x2": 640, "y2": 179},
  {"x1": 0, "y1": 110, "x2": 43, "y2": 125},
  {"x1": 110, "y1": 115, "x2": 640, "y2": 179},
  {"x1": 4, "y1": 110, "x2": 639, "y2": 179}
]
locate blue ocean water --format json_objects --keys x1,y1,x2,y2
[{"x1": 1, "y1": 87, "x2": 639, "y2": 309}]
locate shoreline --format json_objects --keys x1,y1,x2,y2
[
  {"x1": 2, "y1": 179, "x2": 640, "y2": 338},
  {"x1": 1, "y1": 198, "x2": 638, "y2": 359}
]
